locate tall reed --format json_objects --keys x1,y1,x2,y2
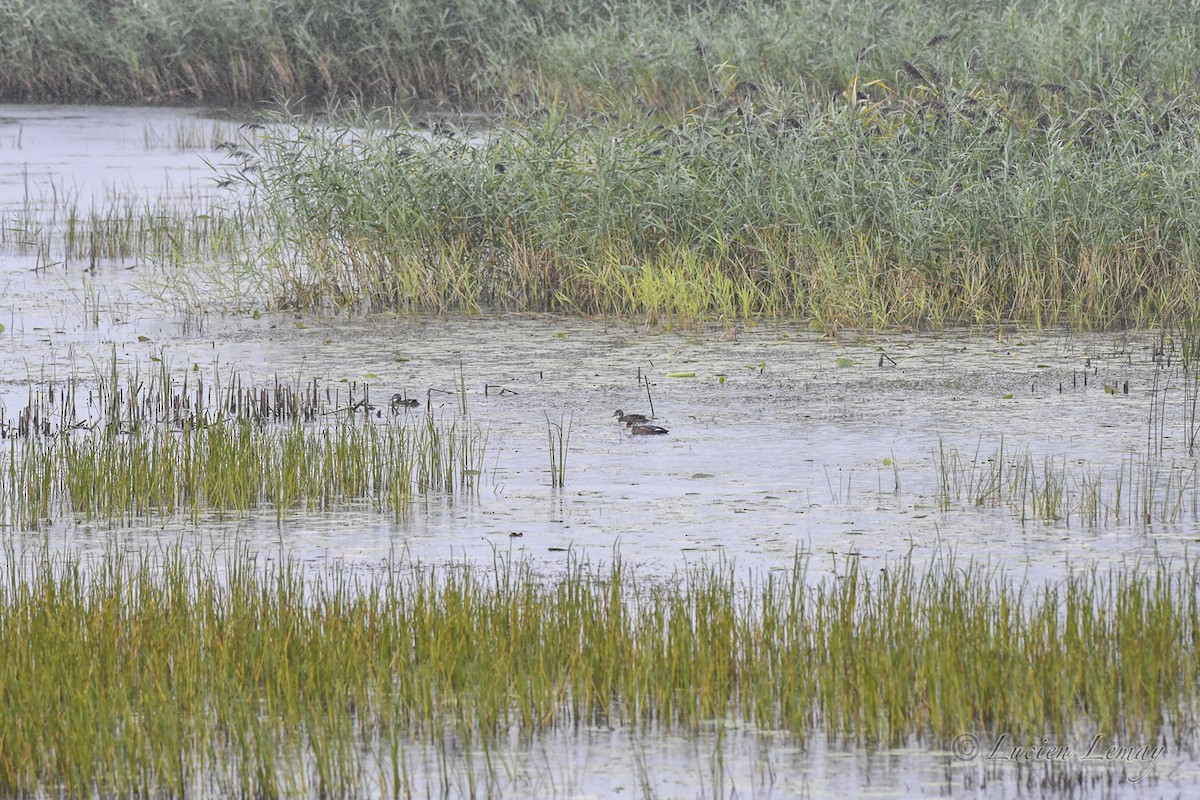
[
  {"x1": 3, "y1": 0, "x2": 1200, "y2": 113},
  {"x1": 238, "y1": 89, "x2": 1200, "y2": 329}
]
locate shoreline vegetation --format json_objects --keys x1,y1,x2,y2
[
  {"x1": 3, "y1": 0, "x2": 1200, "y2": 112},
  {"x1": 238, "y1": 92, "x2": 1200, "y2": 328},
  {"x1": 0, "y1": 545, "x2": 1194, "y2": 796},
  {"x1": 6, "y1": 0, "x2": 1200, "y2": 328}
]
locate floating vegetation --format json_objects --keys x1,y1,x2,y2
[
  {"x1": 0, "y1": 545, "x2": 1195, "y2": 796},
  {"x1": 237, "y1": 91, "x2": 1200, "y2": 328}
]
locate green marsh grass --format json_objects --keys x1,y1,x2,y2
[
  {"x1": 4, "y1": 0, "x2": 1200, "y2": 113},
  {"x1": 1, "y1": 361, "x2": 486, "y2": 528},
  {"x1": 1, "y1": 416, "x2": 486, "y2": 529},
  {"x1": 934, "y1": 439, "x2": 1200, "y2": 527},
  {"x1": 546, "y1": 413, "x2": 571, "y2": 489},
  {"x1": 1, "y1": 179, "x2": 257, "y2": 268},
  {"x1": 238, "y1": 89, "x2": 1200, "y2": 328},
  {"x1": 0, "y1": 544, "x2": 1196, "y2": 795}
]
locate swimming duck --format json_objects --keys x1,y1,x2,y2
[
  {"x1": 614, "y1": 409, "x2": 650, "y2": 424},
  {"x1": 629, "y1": 423, "x2": 669, "y2": 435},
  {"x1": 390, "y1": 393, "x2": 421, "y2": 411}
]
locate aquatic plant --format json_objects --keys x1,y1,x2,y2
[
  {"x1": 0, "y1": 544, "x2": 1194, "y2": 796},
  {"x1": 546, "y1": 413, "x2": 572, "y2": 488},
  {"x1": 934, "y1": 438, "x2": 1200, "y2": 527},
  {"x1": 237, "y1": 88, "x2": 1200, "y2": 329},
  {"x1": 0, "y1": 178, "x2": 257, "y2": 269},
  {"x1": 0, "y1": 361, "x2": 486, "y2": 528},
  {"x1": 2, "y1": 0, "x2": 1200, "y2": 114},
  {"x1": 0, "y1": 416, "x2": 485, "y2": 529}
]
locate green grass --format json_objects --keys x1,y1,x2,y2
[
  {"x1": 235, "y1": 88, "x2": 1200, "y2": 328},
  {"x1": 934, "y1": 439, "x2": 1200, "y2": 527},
  {"x1": 1, "y1": 416, "x2": 486, "y2": 529},
  {"x1": 1, "y1": 360, "x2": 485, "y2": 529},
  {"x1": 0, "y1": 544, "x2": 1195, "y2": 795},
  {"x1": 10, "y1": 1, "x2": 1200, "y2": 329},
  {"x1": 3, "y1": 0, "x2": 1200, "y2": 112},
  {"x1": 1, "y1": 178, "x2": 257, "y2": 269}
]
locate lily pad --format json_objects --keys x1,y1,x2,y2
[
  {"x1": 667, "y1": 371, "x2": 696, "y2": 378},
  {"x1": 835, "y1": 357, "x2": 856, "y2": 368}
]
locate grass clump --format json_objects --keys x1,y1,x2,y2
[
  {"x1": 1, "y1": 359, "x2": 485, "y2": 529},
  {"x1": 1, "y1": 416, "x2": 486, "y2": 530},
  {"x1": 238, "y1": 89, "x2": 1200, "y2": 329},
  {"x1": 934, "y1": 439, "x2": 1200, "y2": 528},
  {"x1": 0, "y1": 546, "x2": 1195, "y2": 795}
]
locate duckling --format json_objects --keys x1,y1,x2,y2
[
  {"x1": 614, "y1": 409, "x2": 650, "y2": 424},
  {"x1": 630, "y1": 423, "x2": 669, "y2": 435}
]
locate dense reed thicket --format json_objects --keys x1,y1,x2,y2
[
  {"x1": 240, "y1": 86, "x2": 1200, "y2": 328},
  {"x1": 0, "y1": 546, "x2": 1194, "y2": 795},
  {"x1": 3, "y1": 0, "x2": 1200, "y2": 109}
]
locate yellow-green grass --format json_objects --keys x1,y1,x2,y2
[
  {"x1": 236, "y1": 89, "x2": 1200, "y2": 329},
  {"x1": 0, "y1": 545, "x2": 1195, "y2": 795},
  {"x1": 1, "y1": 416, "x2": 485, "y2": 529}
]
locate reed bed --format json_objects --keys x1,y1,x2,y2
[
  {"x1": 3, "y1": 0, "x2": 1200, "y2": 113},
  {"x1": 237, "y1": 86, "x2": 1200, "y2": 328},
  {"x1": 0, "y1": 545, "x2": 1195, "y2": 796}
]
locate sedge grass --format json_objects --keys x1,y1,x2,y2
[
  {"x1": 0, "y1": 544, "x2": 1196, "y2": 796},
  {"x1": 546, "y1": 413, "x2": 571, "y2": 489},
  {"x1": 1, "y1": 179, "x2": 257, "y2": 266},
  {"x1": 1, "y1": 416, "x2": 486, "y2": 530}
]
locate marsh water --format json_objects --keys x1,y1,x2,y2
[{"x1": 1, "y1": 105, "x2": 1197, "y2": 797}]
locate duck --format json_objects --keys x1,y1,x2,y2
[
  {"x1": 629, "y1": 423, "x2": 669, "y2": 435},
  {"x1": 614, "y1": 409, "x2": 650, "y2": 424},
  {"x1": 390, "y1": 393, "x2": 421, "y2": 412}
]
